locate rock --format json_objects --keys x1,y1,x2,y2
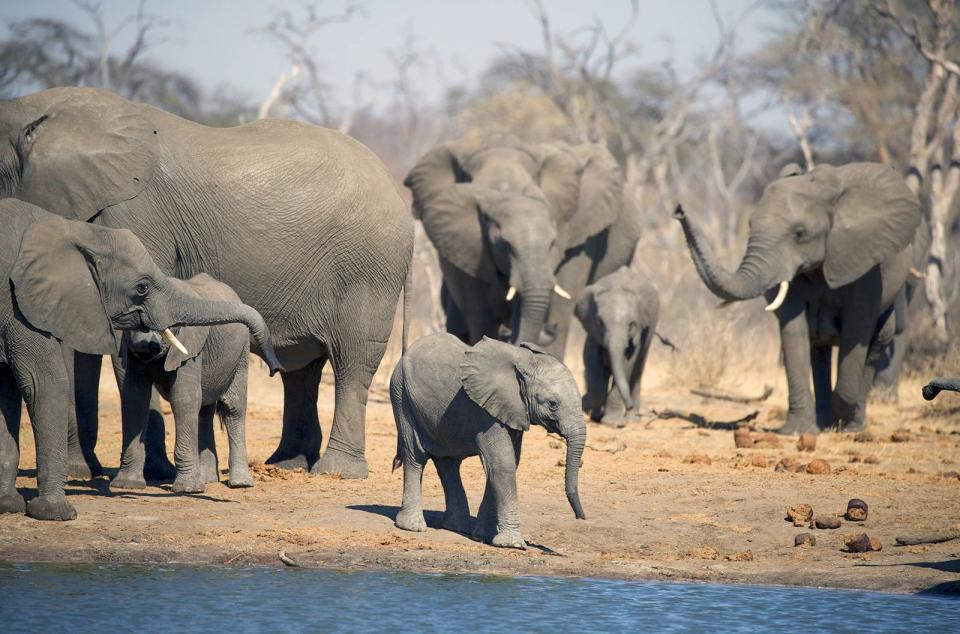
[
  {"x1": 684, "y1": 453, "x2": 712, "y2": 465},
  {"x1": 864, "y1": 455, "x2": 880, "y2": 464},
  {"x1": 813, "y1": 516, "x2": 841, "y2": 529},
  {"x1": 853, "y1": 431, "x2": 875, "y2": 443},
  {"x1": 890, "y1": 430, "x2": 911, "y2": 442},
  {"x1": 794, "y1": 533, "x2": 816, "y2": 547},
  {"x1": 750, "y1": 455, "x2": 769, "y2": 468},
  {"x1": 775, "y1": 457, "x2": 804, "y2": 473},
  {"x1": 848, "y1": 455, "x2": 862, "y2": 463},
  {"x1": 844, "y1": 533, "x2": 882, "y2": 552},
  {"x1": 845, "y1": 499, "x2": 868, "y2": 521},
  {"x1": 734, "y1": 428, "x2": 752, "y2": 449},
  {"x1": 754, "y1": 432, "x2": 781, "y2": 448},
  {"x1": 786, "y1": 504, "x2": 814, "y2": 526},
  {"x1": 805, "y1": 459, "x2": 831, "y2": 475},
  {"x1": 797, "y1": 432, "x2": 817, "y2": 452}
]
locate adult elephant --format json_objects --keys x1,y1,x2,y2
[
  {"x1": 675, "y1": 162, "x2": 923, "y2": 434},
  {"x1": 405, "y1": 138, "x2": 640, "y2": 357},
  {"x1": 0, "y1": 87, "x2": 414, "y2": 478}
]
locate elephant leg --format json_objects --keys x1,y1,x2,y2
[
  {"x1": 477, "y1": 426, "x2": 524, "y2": 549},
  {"x1": 546, "y1": 249, "x2": 594, "y2": 358},
  {"x1": 110, "y1": 359, "x2": 152, "y2": 490},
  {"x1": 434, "y1": 457, "x2": 470, "y2": 534},
  {"x1": 170, "y1": 360, "x2": 205, "y2": 494},
  {"x1": 72, "y1": 351, "x2": 104, "y2": 479},
  {"x1": 219, "y1": 370, "x2": 253, "y2": 489},
  {"x1": 581, "y1": 337, "x2": 609, "y2": 423},
  {"x1": 395, "y1": 453, "x2": 428, "y2": 532},
  {"x1": 144, "y1": 389, "x2": 176, "y2": 482},
  {"x1": 198, "y1": 404, "x2": 219, "y2": 485},
  {"x1": 775, "y1": 297, "x2": 817, "y2": 435},
  {"x1": 441, "y1": 282, "x2": 469, "y2": 343},
  {"x1": 472, "y1": 478, "x2": 497, "y2": 542},
  {"x1": 833, "y1": 306, "x2": 882, "y2": 432},
  {"x1": 61, "y1": 347, "x2": 88, "y2": 481},
  {"x1": 872, "y1": 333, "x2": 904, "y2": 403},
  {"x1": 811, "y1": 345, "x2": 833, "y2": 429},
  {"x1": 266, "y1": 357, "x2": 325, "y2": 471},
  {"x1": 0, "y1": 366, "x2": 25, "y2": 514},
  {"x1": 439, "y1": 258, "x2": 499, "y2": 344}
]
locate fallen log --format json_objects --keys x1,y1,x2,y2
[
  {"x1": 895, "y1": 529, "x2": 960, "y2": 546},
  {"x1": 690, "y1": 385, "x2": 774, "y2": 404},
  {"x1": 651, "y1": 409, "x2": 759, "y2": 430}
]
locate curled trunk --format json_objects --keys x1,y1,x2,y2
[
  {"x1": 560, "y1": 417, "x2": 587, "y2": 520},
  {"x1": 922, "y1": 377, "x2": 960, "y2": 401}
]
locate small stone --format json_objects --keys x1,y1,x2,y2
[
  {"x1": 853, "y1": 431, "x2": 875, "y2": 443},
  {"x1": 845, "y1": 499, "x2": 868, "y2": 521},
  {"x1": 848, "y1": 455, "x2": 862, "y2": 463},
  {"x1": 754, "y1": 432, "x2": 781, "y2": 448},
  {"x1": 775, "y1": 457, "x2": 804, "y2": 473},
  {"x1": 844, "y1": 533, "x2": 881, "y2": 552},
  {"x1": 786, "y1": 504, "x2": 814, "y2": 526},
  {"x1": 797, "y1": 432, "x2": 817, "y2": 452},
  {"x1": 814, "y1": 516, "x2": 841, "y2": 529},
  {"x1": 794, "y1": 533, "x2": 816, "y2": 547},
  {"x1": 684, "y1": 454, "x2": 712, "y2": 465},
  {"x1": 805, "y1": 459, "x2": 831, "y2": 475},
  {"x1": 864, "y1": 455, "x2": 880, "y2": 464},
  {"x1": 750, "y1": 455, "x2": 769, "y2": 468},
  {"x1": 734, "y1": 428, "x2": 752, "y2": 449},
  {"x1": 890, "y1": 430, "x2": 911, "y2": 442}
]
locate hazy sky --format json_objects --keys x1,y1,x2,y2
[{"x1": 1, "y1": 0, "x2": 776, "y2": 107}]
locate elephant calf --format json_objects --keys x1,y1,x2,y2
[
  {"x1": 575, "y1": 266, "x2": 665, "y2": 425},
  {"x1": 111, "y1": 274, "x2": 258, "y2": 494},
  {"x1": 390, "y1": 334, "x2": 586, "y2": 549}
]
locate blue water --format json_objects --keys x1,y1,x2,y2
[{"x1": 0, "y1": 562, "x2": 957, "y2": 633}]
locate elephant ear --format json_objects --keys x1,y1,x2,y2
[
  {"x1": 460, "y1": 336, "x2": 530, "y2": 432},
  {"x1": 573, "y1": 286, "x2": 597, "y2": 325},
  {"x1": 535, "y1": 142, "x2": 582, "y2": 227},
  {"x1": 163, "y1": 325, "x2": 209, "y2": 371},
  {"x1": 10, "y1": 216, "x2": 118, "y2": 355},
  {"x1": 405, "y1": 144, "x2": 497, "y2": 281},
  {"x1": 16, "y1": 90, "x2": 158, "y2": 220},
  {"x1": 567, "y1": 143, "x2": 625, "y2": 247},
  {"x1": 823, "y1": 163, "x2": 923, "y2": 289}
]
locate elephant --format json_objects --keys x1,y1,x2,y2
[
  {"x1": 575, "y1": 266, "x2": 665, "y2": 425},
  {"x1": 675, "y1": 162, "x2": 924, "y2": 434},
  {"x1": 404, "y1": 138, "x2": 640, "y2": 358},
  {"x1": 112, "y1": 273, "x2": 258, "y2": 493},
  {"x1": 0, "y1": 199, "x2": 282, "y2": 520},
  {"x1": 389, "y1": 334, "x2": 586, "y2": 549},
  {"x1": 0, "y1": 87, "x2": 414, "y2": 479},
  {"x1": 922, "y1": 378, "x2": 960, "y2": 401}
]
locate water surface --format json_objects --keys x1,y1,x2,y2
[{"x1": 0, "y1": 562, "x2": 957, "y2": 632}]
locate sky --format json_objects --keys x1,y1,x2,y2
[{"x1": 0, "y1": 0, "x2": 778, "y2": 108}]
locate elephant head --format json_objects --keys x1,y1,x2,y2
[
  {"x1": 460, "y1": 337, "x2": 586, "y2": 519},
  {"x1": 675, "y1": 162, "x2": 922, "y2": 309},
  {"x1": 0, "y1": 88, "x2": 157, "y2": 220},
  {"x1": 10, "y1": 214, "x2": 284, "y2": 375},
  {"x1": 405, "y1": 139, "x2": 623, "y2": 344}
]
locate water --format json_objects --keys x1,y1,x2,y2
[{"x1": 0, "y1": 562, "x2": 957, "y2": 633}]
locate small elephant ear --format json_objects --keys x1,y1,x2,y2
[
  {"x1": 405, "y1": 143, "x2": 497, "y2": 282},
  {"x1": 15, "y1": 89, "x2": 157, "y2": 220},
  {"x1": 10, "y1": 216, "x2": 118, "y2": 355},
  {"x1": 823, "y1": 163, "x2": 922, "y2": 289},
  {"x1": 567, "y1": 143, "x2": 624, "y2": 247},
  {"x1": 460, "y1": 336, "x2": 530, "y2": 432},
  {"x1": 163, "y1": 326, "x2": 209, "y2": 372},
  {"x1": 573, "y1": 287, "x2": 596, "y2": 325}
]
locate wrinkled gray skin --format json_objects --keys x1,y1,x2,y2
[
  {"x1": 405, "y1": 139, "x2": 640, "y2": 358},
  {"x1": 676, "y1": 162, "x2": 924, "y2": 434},
  {"x1": 0, "y1": 200, "x2": 282, "y2": 521},
  {"x1": 575, "y1": 266, "x2": 659, "y2": 426},
  {"x1": 390, "y1": 334, "x2": 586, "y2": 549},
  {"x1": 112, "y1": 273, "x2": 257, "y2": 493},
  {"x1": 0, "y1": 87, "x2": 413, "y2": 479},
  {"x1": 921, "y1": 377, "x2": 960, "y2": 401}
]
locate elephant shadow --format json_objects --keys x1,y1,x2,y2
[{"x1": 16, "y1": 470, "x2": 237, "y2": 503}]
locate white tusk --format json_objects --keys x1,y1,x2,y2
[
  {"x1": 764, "y1": 281, "x2": 789, "y2": 312},
  {"x1": 506, "y1": 286, "x2": 517, "y2": 301},
  {"x1": 161, "y1": 328, "x2": 189, "y2": 355},
  {"x1": 553, "y1": 284, "x2": 572, "y2": 300}
]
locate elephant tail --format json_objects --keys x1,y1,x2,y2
[
  {"x1": 654, "y1": 331, "x2": 679, "y2": 352},
  {"x1": 402, "y1": 261, "x2": 413, "y2": 354}
]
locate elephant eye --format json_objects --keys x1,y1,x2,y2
[
  {"x1": 793, "y1": 226, "x2": 807, "y2": 242},
  {"x1": 135, "y1": 281, "x2": 150, "y2": 296},
  {"x1": 547, "y1": 398, "x2": 559, "y2": 411}
]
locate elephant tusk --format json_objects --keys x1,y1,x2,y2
[
  {"x1": 506, "y1": 286, "x2": 517, "y2": 301},
  {"x1": 764, "y1": 281, "x2": 789, "y2": 312},
  {"x1": 553, "y1": 284, "x2": 572, "y2": 300},
  {"x1": 161, "y1": 328, "x2": 189, "y2": 355}
]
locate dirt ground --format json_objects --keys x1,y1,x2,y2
[{"x1": 1, "y1": 356, "x2": 959, "y2": 594}]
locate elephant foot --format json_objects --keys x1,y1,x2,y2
[
  {"x1": 395, "y1": 509, "x2": 427, "y2": 532},
  {"x1": 109, "y1": 472, "x2": 147, "y2": 490},
  {"x1": 67, "y1": 453, "x2": 103, "y2": 480},
  {"x1": 0, "y1": 493, "x2": 26, "y2": 514},
  {"x1": 172, "y1": 473, "x2": 205, "y2": 494},
  {"x1": 832, "y1": 418, "x2": 867, "y2": 434},
  {"x1": 599, "y1": 412, "x2": 629, "y2": 429},
  {"x1": 441, "y1": 510, "x2": 472, "y2": 535},
  {"x1": 490, "y1": 530, "x2": 526, "y2": 550},
  {"x1": 26, "y1": 495, "x2": 77, "y2": 521},
  {"x1": 144, "y1": 456, "x2": 176, "y2": 483},
  {"x1": 199, "y1": 454, "x2": 220, "y2": 484},
  {"x1": 312, "y1": 448, "x2": 368, "y2": 479},
  {"x1": 227, "y1": 470, "x2": 254, "y2": 489},
  {"x1": 775, "y1": 412, "x2": 818, "y2": 436}
]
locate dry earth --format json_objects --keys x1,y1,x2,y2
[{"x1": 1, "y1": 358, "x2": 959, "y2": 594}]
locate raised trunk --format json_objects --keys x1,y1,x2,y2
[
  {"x1": 605, "y1": 331, "x2": 635, "y2": 412},
  {"x1": 673, "y1": 206, "x2": 773, "y2": 302},
  {"x1": 560, "y1": 417, "x2": 586, "y2": 520},
  {"x1": 168, "y1": 295, "x2": 284, "y2": 375}
]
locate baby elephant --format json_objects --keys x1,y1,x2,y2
[
  {"x1": 112, "y1": 274, "x2": 256, "y2": 493},
  {"x1": 390, "y1": 334, "x2": 586, "y2": 549},
  {"x1": 575, "y1": 266, "x2": 666, "y2": 425}
]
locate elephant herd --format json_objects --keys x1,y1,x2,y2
[{"x1": 0, "y1": 87, "x2": 951, "y2": 549}]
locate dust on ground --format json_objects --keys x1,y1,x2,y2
[{"x1": 1, "y1": 359, "x2": 958, "y2": 594}]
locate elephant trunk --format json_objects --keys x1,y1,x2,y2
[
  {"x1": 922, "y1": 377, "x2": 960, "y2": 401},
  {"x1": 673, "y1": 206, "x2": 775, "y2": 302},
  {"x1": 515, "y1": 286, "x2": 553, "y2": 346},
  {"x1": 560, "y1": 416, "x2": 587, "y2": 520},
  {"x1": 604, "y1": 329, "x2": 635, "y2": 412},
  {"x1": 168, "y1": 295, "x2": 285, "y2": 375}
]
